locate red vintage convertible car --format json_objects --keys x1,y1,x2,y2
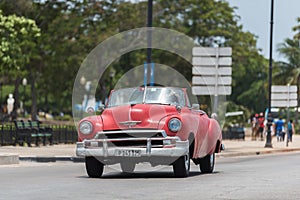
[{"x1": 76, "y1": 86, "x2": 223, "y2": 178}]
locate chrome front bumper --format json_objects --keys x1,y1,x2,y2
[{"x1": 76, "y1": 130, "x2": 189, "y2": 160}]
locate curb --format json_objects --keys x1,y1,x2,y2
[
  {"x1": 217, "y1": 148, "x2": 300, "y2": 158},
  {"x1": 2, "y1": 148, "x2": 300, "y2": 165},
  {"x1": 0, "y1": 154, "x2": 19, "y2": 165},
  {"x1": 19, "y1": 156, "x2": 85, "y2": 163}
]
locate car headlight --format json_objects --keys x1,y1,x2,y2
[
  {"x1": 79, "y1": 121, "x2": 93, "y2": 135},
  {"x1": 168, "y1": 118, "x2": 182, "y2": 132}
]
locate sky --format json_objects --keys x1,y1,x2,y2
[{"x1": 226, "y1": 0, "x2": 300, "y2": 61}]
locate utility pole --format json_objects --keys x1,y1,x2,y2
[
  {"x1": 146, "y1": 0, "x2": 153, "y2": 85},
  {"x1": 265, "y1": 0, "x2": 274, "y2": 148}
]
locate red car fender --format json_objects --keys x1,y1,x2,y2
[
  {"x1": 157, "y1": 115, "x2": 180, "y2": 136},
  {"x1": 78, "y1": 115, "x2": 104, "y2": 141},
  {"x1": 192, "y1": 116, "x2": 222, "y2": 158}
]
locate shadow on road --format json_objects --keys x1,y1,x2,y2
[{"x1": 77, "y1": 170, "x2": 220, "y2": 179}]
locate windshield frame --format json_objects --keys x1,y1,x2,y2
[{"x1": 107, "y1": 86, "x2": 186, "y2": 108}]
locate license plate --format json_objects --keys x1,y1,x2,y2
[{"x1": 115, "y1": 149, "x2": 141, "y2": 157}]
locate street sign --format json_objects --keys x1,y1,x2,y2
[
  {"x1": 271, "y1": 100, "x2": 298, "y2": 107},
  {"x1": 271, "y1": 85, "x2": 297, "y2": 93},
  {"x1": 192, "y1": 57, "x2": 232, "y2": 66},
  {"x1": 192, "y1": 47, "x2": 232, "y2": 96},
  {"x1": 271, "y1": 93, "x2": 297, "y2": 100},
  {"x1": 271, "y1": 85, "x2": 298, "y2": 108},
  {"x1": 192, "y1": 47, "x2": 232, "y2": 56},
  {"x1": 192, "y1": 66, "x2": 232, "y2": 76},
  {"x1": 192, "y1": 76, "x2": 232, "y2": 85},
  {"x1": 225, "y1": 111, "x2": 244, "y2": 117},
  {"x1": 192, "y1": 86, "x2": 231, "y2": 95}
]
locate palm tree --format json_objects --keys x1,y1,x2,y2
[
  {"x1": 275, "y1": 38, "x2": 300, "y2": 85},
  {"x1": 292, "y1": 17, "x2": 300, "y2": 40},
  {"x1": 275, "y1": 38, "x2": 300, "y2": 123}
]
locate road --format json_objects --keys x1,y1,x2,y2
[{"x1": 0, "y1": 152, "x2": 300, "y2": 200}]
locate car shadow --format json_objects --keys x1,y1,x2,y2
[{"x1": 77, "y1": 170, "x2": 220, "y2": 179}]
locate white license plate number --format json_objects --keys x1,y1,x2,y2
[{"x1": 115, "y1": 149, "x2": 141, "y2": 157}]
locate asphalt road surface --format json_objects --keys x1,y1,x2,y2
[{"x1": 1, "y1": 152, "x2": 300, "y2": 200}]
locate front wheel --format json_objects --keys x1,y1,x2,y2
[
  {"x1": 85, "y1": 157, "x2": 104, "y2": 178},
  {"x1": 173, "y1": 154, "x2": 190, "y2": 178},
  {"x1": 199, "y1": 153, "x2": 215, "y2": 173}
]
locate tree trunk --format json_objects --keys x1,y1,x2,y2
[
  {"x1": 12, "y1": 76, "x2": 21, "y2": 121},
  {"x1": 29, "y1": 68, "x2": 38, "y2": 121}
]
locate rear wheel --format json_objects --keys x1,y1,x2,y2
[
  {"x1": 199, "y1": 153, "x2": 215, "y2": 173},
  {"x1": 173, "y1": 154, "x2": 190, "y2": 178},
  {"x1": 120, "y1": 162, "x2": 136, "y2": 173},
  {"x1": 85, "y1": 157, "x2": 104, "y2": 178}
]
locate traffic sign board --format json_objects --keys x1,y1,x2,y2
[
  {"x1": 271, "y1": 85, "x2": 297, "y2": 93},
  {"x1": 271, "y1": 85, "x2": 298, "y2": 108},
  {"x1": 271, "y1": 93, "x2": 297, "y2": 100},
  {"x1": 192, "y1": 57, "x2": 232, "y2": 66},
  {"x1": 192, "y1": 76, "x2": 232, "y2": 85},
  {"x1": 192, "y1": 47, "x2": 232, "y2": 56},
  {"x1": 192, "y1": 86, "x2": 231, "y2": 95},
  {"x1": 192, "y1": 47, "x2": 232, "y2": 97},
  {"x1": 271, "y1": 100, "x2": 298, "y2": 107},
  {"x1": 192, "y1": 66, "x2": 232, "y2": 76}
]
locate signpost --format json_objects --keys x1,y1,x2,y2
[
  {"x1": 271, "y1": 85, "x2": 298, "y2": 146},
  {"x1": 192, "y1": 47, "x2": 232, "y2": 113},
  {"x1": 265, "y1": 0, "x2": 275, "y2": 148}
]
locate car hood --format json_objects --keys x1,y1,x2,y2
[{"x1": 101, "y1": 104, "x2": 179, "y2": 130}]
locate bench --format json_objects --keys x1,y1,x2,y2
[
  {"x1": 14, "y1": 120, "x2": 53, "y2": 147},
  {"x1": 28, "y1": 120, "x2": 53, "y2": 146},
  {"x1": 14, "y1": 120, "x2": 35, "y2": 147}
]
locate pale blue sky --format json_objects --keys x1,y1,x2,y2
[{"x1": 226, "y1": 0, "x2": 300, "y2": 61}]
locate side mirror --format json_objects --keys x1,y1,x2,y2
[{"x1": 191, "y1": 103, "x2": 200, "y2": 110}]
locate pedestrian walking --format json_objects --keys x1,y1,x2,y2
[
  {"x1": 287, "y1": 119, "x2": 295, "y2": 142},
  {"x1": 257, "y1": 113, "x2": 265, "y2": 141},
  {"x1": 275, "y1": 117, "x2": 284, "y2": 142},
  {"x1": 251, "y1": 113, "x2": 259, "y2": 140}
]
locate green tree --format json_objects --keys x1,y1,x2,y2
[
  {"x1": 0, "y1": 9, "x2": 40, "y2": 119},
  {"x1": 272, "y1": 18, "x2": 300, "y2": 123},
  {"x1": 0, "y1": 10, "x2": 40, "y2": 71},
  {"x1": 0, "y1": 0, "x2": 270, "y2": 118},
  {"x1": 106, "y1": 0, "x2": 269, "y2": 114},
  {"x1": 154, "y1": 0, "x2": 268, "y2": 113},
  {"x1": 292, "y1": 17, "x2": 300, "y2": 40},
  {"x1": 275, "y1": 38, "x2": 300, "y2": 85}
]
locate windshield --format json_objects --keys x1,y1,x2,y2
[{"x1": 107, "y1": 87, "x2": 186, "y2": 107}]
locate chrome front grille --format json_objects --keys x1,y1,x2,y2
[{"x1": 87, "y1": 130, "x2": 176, "y2": 148}]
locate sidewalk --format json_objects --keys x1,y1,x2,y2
[
  {"x1": 219, "y1": 134, "x2": 300, "y2": 157},
  {"x1": 1, "y1": 135, "x2": 300, "y2": 165}
]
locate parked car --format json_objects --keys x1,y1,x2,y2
[
  {"x1": 76, "y1": 86, "x2": 223, "y2": 178},
  {"x1": 222, "y1": 111, "x2": 246, "y2": 140}
]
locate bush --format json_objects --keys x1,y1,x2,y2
[{"x1": 54, "y1": 114, "x2": 73, "y2": 121}]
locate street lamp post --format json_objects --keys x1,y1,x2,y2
[
  {"x1": 22, "y1": 78, "x2": 27, "y2": 117},
  {"x1": 79, "y1": 76, "x2": 86, "y2": 117},
  {"x1": 265, "y1": 0, "x2": 274, "y2": 148},
  {"x1": 109, "y1": 70, "x2": 115, "y2": 91},
  {"x1": 0, "y1": 82, "x2": 2, "y2": 106},
  {"x1": 146, "y1": 0, "x2": 153, "y2": 85}
]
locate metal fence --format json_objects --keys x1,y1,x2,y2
[{"x1": 0, "y1": 123, "x2": 78, "y2": 146}]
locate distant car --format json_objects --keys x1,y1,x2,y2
[{"x1": 76, "y1": 86, "x2": 223, "y2": 177}]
